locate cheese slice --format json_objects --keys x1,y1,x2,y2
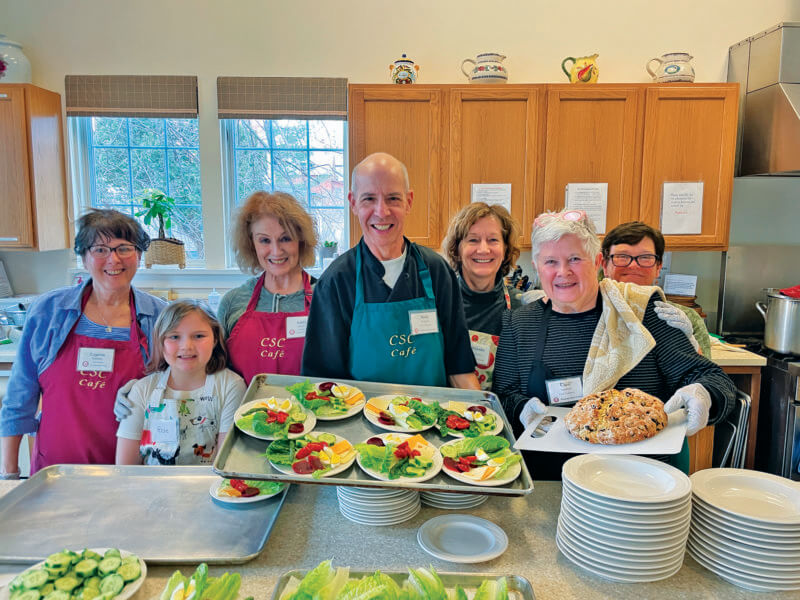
[
  {"x1": 406, "y1": 434, "x2": 427, "y2": 450},
  {"x1": 330, "y1": 440, "x2": 353, "y2": 455},
  {"x1": 447, "y1": 401, "x2": 468, "y2": 413},
  {"x1": 344, "y1": 391, "x2": 365, "y2": 405},
  {"x1": 366, "y1": 396, "x2": 390, "y2": 414},
  {"x1": 462, "y1": 465, "x2": 497, "y2": 481}
]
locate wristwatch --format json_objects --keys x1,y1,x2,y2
[{"x1": 0, "y1": 471, "x2": 20, "y2": 480}]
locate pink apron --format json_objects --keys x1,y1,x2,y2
[
  {"x1": 32, "y1": 288, "x2": 149, "y2": 473},
  {"x1": 227, "y1": 271, "x2": 312, "y2": 385}
]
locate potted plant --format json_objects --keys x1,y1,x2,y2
[
  {"x1": 135, "y1": 189, "x2": 186, "y2": 269},
  {"x1": 320, "y1": 240, "x2": 338, "y2": 259}
]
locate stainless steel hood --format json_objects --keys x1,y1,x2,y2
[{"x1": 728, "y1": 23, "x2": 800, "y2": 176}]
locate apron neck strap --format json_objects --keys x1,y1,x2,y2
[{"x1": 248, "y1": 271, "x2": 312, "y2": 311}]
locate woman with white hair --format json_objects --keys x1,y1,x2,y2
[{"x1": 492, "y1": 209, "x2": 736, "y2": 478}]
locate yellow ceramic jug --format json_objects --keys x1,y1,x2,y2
[{"x1": 561, "y1": 53, "x2": 599, "y2": 83}]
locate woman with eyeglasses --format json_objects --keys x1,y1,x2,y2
[
  {"x1": 0, "y1": 209, "x2": 166, "y2": 477},
  {"x1": 492, "y1": 209, "x2": 736, "y2": 478},
  {"x1": 601, "y1": 221, "x2": 712, "y2": 357}
]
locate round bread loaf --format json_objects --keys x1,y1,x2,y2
[{"x1": 563, "y1": 388, "x2": 668, "y2": 445}]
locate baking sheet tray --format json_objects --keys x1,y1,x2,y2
[
  {"x1": 514, "y1": 406, "x2": 688, "y2": 454},
  {"x1": 213, "y1": 374, "x2": 534, "y2": 496},
  {"x1": 269, "y1": 569, "x2": 535, "y2": 599},
  {"x1": 0, "y1": 465, "x2": 288, "y2": 565}
]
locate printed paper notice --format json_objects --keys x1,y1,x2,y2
[
  {"x1": 0, "y1": 261, "x2": 12, "y2": 298},
  {"x1": 664, "y1": 274, "x2": 698, "y2": 297},
  {"x1": 471, "y1": 183, "x2": 511, "y2": 213},
  {"x1": 661, "y1": 182, "x2": 703, "y2": 235},
  {"x1": 565, "y1": 183, "x2": 608, "y2": 233}
]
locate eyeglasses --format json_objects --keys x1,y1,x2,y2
[
  {"x1": 533, "y1": 210, "x2": 587, "y2": 228},
  {"x1": 88, "y1": 244, "x2": 137, "y2": 258},
  {"x1": 608, "y1": 253, "x2": 659, "y2": 268}
]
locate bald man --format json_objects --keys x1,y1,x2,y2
[{"x1": 302, "y1": 153, "x2": 478, "y2": 389}]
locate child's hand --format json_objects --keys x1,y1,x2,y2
[{"x1": 114, "y1": 379, "x2": 137, "y2": 421}]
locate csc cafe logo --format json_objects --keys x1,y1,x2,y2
[
  {"x1": 389, "y1": 334, "x2": 416, "y2": 358},
  {"x1": 261, "y1": 336, "x2": 286, "y2": 359},
  {"x1": 78, "y1": 370, "x2": 108, "y2": 390}
]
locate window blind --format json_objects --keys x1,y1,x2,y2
[
  {"x1": 65, "y1": 75, "x2": 198, "y2": 118},
  {"x1": 216, "y1": 77, "x2": 347, "y2": 120}
]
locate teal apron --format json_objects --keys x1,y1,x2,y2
[{"x1": 348, "y1": 243, "x2": 447, "y2": 387}]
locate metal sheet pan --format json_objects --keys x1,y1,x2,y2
[
  {"x1": 269, "y1": 569, "x2": 535, "y2": 599},
  {"x1": 213, "y1": 374, "x2": 534, "y2": 496},
  {"x1": 0, "y1": 465, "x2": 287, "y2": 565}
]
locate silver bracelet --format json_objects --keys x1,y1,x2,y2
[{"x1": 0, "y1": 471, "x2": 20, "y2": 480}]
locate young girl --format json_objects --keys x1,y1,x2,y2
[{"x1": 116, "y1": 300, "x2": 246, "y2": 465}]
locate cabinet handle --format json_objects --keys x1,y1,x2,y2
[{"x1": 0, "y1": 237, "x2": 19, "y2": 242}]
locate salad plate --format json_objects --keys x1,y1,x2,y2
[
  {"x1": 267, "y1": 432, "x2": 356, "y2": 479},
  {"x1": 363, "y1": 394, "x2": 438, "y2": 432},
  {"x1": 355, "y1": 433, "x2": 443, "y2": 482},
  {"x1": 209, "y1": 478, "x2": 285, "y2": 504},
  {"x1": 1, "y1": 548, "x2": 147, "y2": 600},
  {"x1": 417, "y1": 515, "x2": 508, "y2": 563},
  {"x1": 234, "y1": 397, "x2": 316, "y2": 440},
  {"x1": 434, "y1": 401, "x2": 503, "y2": 438},
  {"x1": 285, "y1": 380, "x2": 366, "y2": 421},
  {"x1": 439, "y1": 436, "x2": 522, "y2": 487}
]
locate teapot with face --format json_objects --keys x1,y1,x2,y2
[
  {"x1": 646, "y1": 52, "x2": 695, "y2": 83},
  {"x1": 389, "y1": 53, "x2": 420, "y2": 84},
  {"x1": 561, "y1": 53, "x2": 599, "y2": 83}
]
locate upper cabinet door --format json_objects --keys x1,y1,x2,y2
[
  {"x1": 0, "y1": 86, "x2": 34, "y2": 248},
  {"x1": 447, "y1": 87, "x2": 544, "y2": 249},
  {"x1": 639, "y1": 85, "x2": 738, "y2": 250},
  {"x1": 543, "y1": 85, "x2": 643, "y2": 235},
  {"x1": 348, "y1": 86, "x2": 444, "y2": 248}
]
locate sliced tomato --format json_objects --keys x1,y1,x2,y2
[
  {"x1": 295, "y1": 445, "x2": 313, "y2": 459},
  {"x1": 230, "y1": 479, "x2": 248, "y2": 492},
  {"x1": 276, "y1": 411, "x2": 288, "y2": 424}
]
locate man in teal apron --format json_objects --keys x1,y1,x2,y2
[{"x1": 302, "y1": 153, "x2": 478, "y2": 389}]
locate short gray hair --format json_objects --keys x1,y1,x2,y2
[{"x1": 530, "y1": 210, "x2": 601, "y2": 264}]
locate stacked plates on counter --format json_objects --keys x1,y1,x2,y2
[
  {"x1": 556, "y1": 454, "x2": 692, "y2": 583},
  {"x1": 420, "y1": 491, "x2": 488, "y2": 510},
  {"x1": 687, "y1": 468, "x2": 800, "y2": 592},
  {"x1": 336, "y1": 486, "x2": 420, "y2": 526}
]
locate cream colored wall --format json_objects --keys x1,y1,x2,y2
[{"x1": 1, "y1": 0, "x2": 798, "y2": 293}]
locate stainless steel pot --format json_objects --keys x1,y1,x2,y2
[{"x1": 756, "y1": 289, "x2": 800, "y2": 355}]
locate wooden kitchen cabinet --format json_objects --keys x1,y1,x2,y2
[{"x1": 0, "y1": 84, "x2": 69, "y2": 250}]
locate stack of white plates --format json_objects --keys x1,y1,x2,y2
[
  {"x1": 420, "y1": 491, "x2": 488, "y2": 509},
  {"x1": 687, "y1": 468, "x2": 800, "y2": 592},
  {"x1": 557, "y1": 454, "x2": 692, "y2": 583},
  {"x1": 337, "y1": 486, "x2": 420, "y2": 526}
]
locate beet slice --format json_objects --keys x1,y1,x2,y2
[
  {"x1": 241, "y1": 486, "x2": 260, "y2": 497},
  {"x1": 288, "y1": 423, "x2": 305, "y2": 434},
  {"x1": 318, "y1": 381, "x2": 335, "y2": 392},
  {"x1": 443, "y1": 457, "x2": 460, "y2": 472},
  {"x1": 366, "y1": 437, "x2": 385, "y2": 447},
  {"x1": 468, "y1": 405, "x2": 487, "y2": 415}
]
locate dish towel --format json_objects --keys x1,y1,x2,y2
[{"x1": 582, "y1": 279, "x2": 666, "y2": 395}]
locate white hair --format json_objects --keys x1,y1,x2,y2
[{"x1": 530, "y1": 210, "x2": 601, "y2": 265}]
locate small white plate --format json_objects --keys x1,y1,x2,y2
[
  {"x1": 234, "y1": 397, "x2": 316, "y2": 440},
  {"x1": 435, "y1": 404, "x2": 504, "y2": 438},
  {"x1": 0, "y1": 548, "x2": 146, "y2": 600},
  {"x1": 563, "y1": 454, "x2": 691, "y2": 503},
  {"x1": 438, "y1": 438, "x2": 522, "y2": 487},
  {"x1": 295, "y1": 381, "x2": 366, "y2": 421},
  {"x1": 208, "y1": 478, "x2": 285, "y2": 504},
  {"x1": 417, "y1": 514, "x2": 508, "y2": 563},
  {"x1": 363, "y1": 395, "x2": 437, "y2": 432},
  {"x1": 355, "y1": 433, "x2": 443, "y2": 483},
  {"x1": 340, "y1": 503, "x2": 421, "y2": 526},
  {"x1": 268, "y1": 432, "x2": 356, "y2": 478}
]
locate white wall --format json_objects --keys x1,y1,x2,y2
[{"x1": 1, "y1": 0, "x2": 798, "y2": 293}]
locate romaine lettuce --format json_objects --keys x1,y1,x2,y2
[{"x1": 439, "y1": 435, "x2": 509, "y2": 459}]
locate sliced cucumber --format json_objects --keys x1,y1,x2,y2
[
  {"x1": 43, "y1": 591, "x2": 70, "y2": 600},
  {"x1": 81, "y1": 550, "x2": 103, "y2": 563},
  {"x1": 119, "y1": 556, "x2": 138, "y2": 566},
  {"x1": 39, "y1": 584, "x2": 54, "y2": 597},
  {"x1": 78, "y1": 587, "x2": 100, "y2": 600},
  {"x1": 102, "y1": 549, "x2": 120, "y2": 559},
  {"x1": 97, "y1": 557, "x2": 121, "y2": 576},
  {"x1": 21, "y1": 569, "x2": 49, "y2": 590},
  {"x1": 53, "y1": 577, "x2": 80, "y2": 593},
  {"x1": 98, "y1": 574, "x2": 124, "y2": 596},
  {"x1": 44, "y1": 554, "x2": 71, "y2": 571},
  {"x1": 83, "y1": 577, "x2": 101, "y2": 591},
  {"x1": 15, "y1": 590, "x2": 41, "y2": 600},
  {"x1": 316, "y1": 432, "x2": 337, "y2": 444},
  {"x1": 74, "y1": 559, "x2": 98, "y2": 578},
  {"x1": 116, "y1": 562, "x2": 140, "y2": 583}
]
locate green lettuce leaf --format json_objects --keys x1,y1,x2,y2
[
  {"x1": 439, "y1": 435, "x2": 509, "y2": 459},
  {"x1": 282, "y1": 560, "x2": 335, "y2": 599},
  {"x1": 265, "y1": 439, "x2": 296, "y2": 465},
  {"x1": 405, "y1": 568, "x2": 446, "y2": 600},
  {"x1": 158, "y1": 570, "x2": 187, "y2": 600},
  {"x1": 244, "y1": 480, "x2": 285, "y2": 494},
  {"x1": 286, "y1": 380, "x2": 315, "y2": 403}
]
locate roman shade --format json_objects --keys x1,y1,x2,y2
[
  {"x1": 216, "y1": 77, "x2": 347, "y2": 120},
  {"x1": 64, "y1": 75, "x2": 199, "y2": 118}
]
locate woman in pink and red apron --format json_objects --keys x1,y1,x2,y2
[
  {"x1": 219, "y1": 191, "x2": 319, "y2": 384},
  {"x1": 0, "y1": 210, "x2": 166, "y2": 478}
]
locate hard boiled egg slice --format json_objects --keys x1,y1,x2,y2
[
  {"x1": 486, "y1": 455, "x2": 506, "y2": 467},
  {"x1": 475, "y1": 448, "x2": 490, "y2": 462}
]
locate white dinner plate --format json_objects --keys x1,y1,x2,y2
[
  {"x1": 557, "y1": 522, "x2": 685, "y2": 566},
  {"x1": 417, "y1": 514, "x2": 508, "y2": 563},
  {"x1": 293, "y1": 381, "x2": 366, "y2": 421},
  {"x1": 562, "y1": 477, "x2": 690, "y2": 511},
  {"x1": 362, "y1": 395, "x2": 437, "y2": 432},
  {"x1": 559, "y1": 508, "x2": 690, "y2": 547},
  {"x1": 338, "y1": 500, "x2": 421, "y2": 519},
  {"x1": 355, "y1": 433, "x2": 443, "y2": 482},
  {"x1": 438, "y1": 438, "x2": 522, "y2": 487},
  {"x1": 208, "y1": 478, "x2": 285, "y2": 504},
  {"x1": 561, "y1": 484, "x2": 691, "y2": 523},
  {"x1": 687, "y1": 533, "x2": 800, "y2": 578},
  {"x1": 557, "y1": 516, "x2": 687, "y2": 558},
  {"x1": 233, "y1": 397, "x2": 316, "y2": 440},
  {"x1": 340, "y1": 503, "x2": 420, "y2": 526},
  {"x1": 421, "y1": 498, "x2": 488, "y2": 510},
  {"x1": 435, "y1": 403, "x2": 504, "y2": 438},
  {"x1": 687, "y1": 540, "x2": 800, "y2": 590},
  {"x1": 0, "y1": 548, "x2": 147, "y2": 600},
  {"x1": 560, "y1": 501, "x2": 691, "y2": 536},
  {"x1": 337, "y1": 495, "x2": 419, "y2": 513},
  {"x1": 268, "y1": 432, "x2": 356, "y2": 478},
  {"x1": 557, "y1": 531, "x2": 685, "y2": 573},
  {"x1": 690, "y1": 509, "x2": 800, "y2": 550},
  {"x1": 692, "y1": 497, "x2": 800, "y2": 535},
  {"x1": 563, "y1": 454, "x2": 691, "y2": 503},
  {"x1": 690, "y1": 468, "x2": 800, "y2": 525}
]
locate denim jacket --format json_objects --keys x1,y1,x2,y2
[{"x1": 0, "y1": 281, "x2": 166, "y2": 436}]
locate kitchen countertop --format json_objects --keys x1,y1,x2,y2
[
  {"x1": 709, "y1": 343, "x2": 767, "y2": 367},
  {"x1": 0, "y1": 479, "x2": 793, "y2": 599}
]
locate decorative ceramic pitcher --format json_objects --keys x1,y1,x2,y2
[
  {"x1": 561, "y1": 53, "x2": 599, "y2": 83},
  {"x1": 646, "y1": 52, "x2": 695, "y2": 83},
  {"x1": 389, "y1": 54, "x2": 419, "y2": 84},
  {"x1": 461, "y1": 53, "x2": 508, "y2": 83},
  {"x1": 0, "y1": 34, "x2": 32, "y2": 83}
]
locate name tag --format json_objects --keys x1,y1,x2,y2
[
  {"x1": 409, "y1": 309, "x2": 439, "y2": 335},
  {"x1": 150, "y1": 419, "x2": 179, "y2": 444},
  {"x1": 286, "y1": 316, "x2": 308, "y2": 339},
  {"x1": 545, "y1": 376, "x2": 583, "y2": 406},
  {"x1": 76, "y1": 347, "x2": 115, "y2": 372},
  {"x1": 471, "y1": 341, "x2": 491, "y2": 366}
]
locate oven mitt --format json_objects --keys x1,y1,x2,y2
[
  {"x1": 521, "y1": 289, "x2": 547, "y2": 305},
  {"x1": 654, "y1": 301, "x2": 700, "y2": 352},
  {"x1": 519, "y1": 396, "x2": 548, "y2": 427},
  {"x1": 113, "y1": 378, "x2": 137, "y2": 421},
  {"x1": 664, "y1": 383, "x2": 711, "y2": 436}
]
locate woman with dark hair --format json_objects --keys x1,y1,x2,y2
[
  {"x1": 442, "y1": 202, "x2": 522, "y2": 389},
  {"x1": 218, "y1": 191, "x2": 319, "y2": 383},
  {"x1": 0, "y1": 209, "x2": 166, "y2": 476}
]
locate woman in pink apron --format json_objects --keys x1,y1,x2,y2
[
  {"x1": 442, "y1": 203, "x2": 523, "y2": 390},
  {"x1": 0, "y1": 209, "x2": 166, "y2": 477},
  {"x1": 219, "y1": 191, "x2": 319, "y2": 384}
]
